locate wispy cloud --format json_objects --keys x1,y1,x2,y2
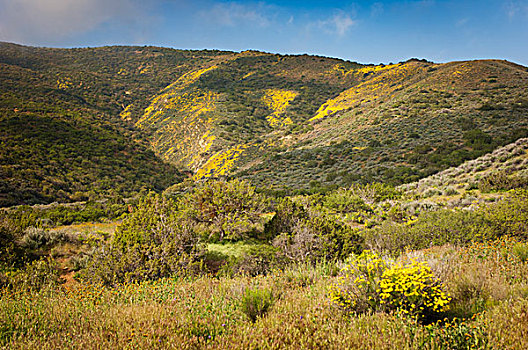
[
  {"x1": 316, "y1": 11, "x2": 357, "y2": 37},
  {"x1": 456, "y1": 18, "x2": 469, "y2": 27},
  {"x1": 199, "y1": 2, "x2": 271, "y2": 27},
  {"x1": 0, "y1": 0, "x2": 158, "y2": 44},
  {"x1": 370, "y1": 2, "x2": 384, "y2": 17},
  {"x1": 505, "y1": 1, "x2": 528, "y2": 19}
]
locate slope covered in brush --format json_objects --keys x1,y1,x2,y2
[{"x1": 2, "y1": 42, "x2": 528, "y2": 204}]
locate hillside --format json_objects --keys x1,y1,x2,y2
[
  {"x1": 402, "y1": 137, "x2": 528, "y2": 198},
  {"x1": 1, "y1": 42, "x2": 528, "y2": 205}
]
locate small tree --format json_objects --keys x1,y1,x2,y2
[{"x1": 177, "y1": 179, "x2": 270, "y2": 241}]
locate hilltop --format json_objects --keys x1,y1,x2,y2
[{"x1": 1, "y1": 42, "x2": 528, "y2": 205}]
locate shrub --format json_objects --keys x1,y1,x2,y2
[
  {"x1": 177, "y1": 179, "x2": 271, "y2": 242},
  {"x1": 478, "y1": 171, "x2": 528, "y2": 192},
  {"x1": 330, "y1": 251, "x2": 451, "y2": 319},
  {"x1": 512, "y1": 242, "x2": 528, "y2": 263},
  {"x1": 221, "y1": 245, "x2": 278, "y2": 277},
  {"x1": 404, "y1": 316, "x2": 488, "y2": 349},
  {"x1": 82, "y1": 194, "x2": 204, "y2": 285},
  {"x1": 240, "y1": 286, "x2": 275, "y2": 322},
  {"x1": 6, "y1": 257, "x2": 62, "y2": 292},
  {"x1": 379, "y1": 261, "x2": 451, "y2": 317},
  {"x1": 273, "y1": 214, "x2": 363, "y2": 263},
  {"x1": 19, "y1": 227, "x2": 73, "y2": 250},
  {"x1": 324, "y1": 189, "x2": 372, "y2": 213},
  {"x1": 0, "y1": 216, "x2": 21, "y2": 267}
]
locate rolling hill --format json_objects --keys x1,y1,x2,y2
[{"x1": 1, "y1": 42, "x2": 528, "y2": 205}]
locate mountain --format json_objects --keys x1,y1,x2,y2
[{"x1": 1, "y1": 42, "x2": 528, "y2": 205}]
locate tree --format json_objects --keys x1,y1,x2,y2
[{"x1": 177, "y1": 179, "x2": 271, "y2": 241}]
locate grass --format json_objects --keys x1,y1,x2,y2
[
  {"x1": 207, "y1": 241, "x2": 267, "y2": 258},
  {"x1": 2, "y1": 239, "x2": 528, "y2": 349}
]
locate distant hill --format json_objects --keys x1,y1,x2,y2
[
  {"x1": 402, "y1": 137, "x2": 528, "y2": 198},
  {"x1": 1, "y1": 42, "x2": 528, "y2": 205}
]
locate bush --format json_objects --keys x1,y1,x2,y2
[
  {"x1": 330, "y1": 251, "x2": 451, "y2": 319},
  {"x1": 6, "y1": 257, "x2": 62, "y2": 292},
  {"x1": 0, "y1": 215, "x2": 21, "y2": 267},
  {"x1": 177, "y1": 179, "x2": 271, "y2": 242},
  {"x1": 221, "y1": 245, "x2": 278, "y2": 277},
  {"x1": 365, "y1": 209, "x2": 485, "y2": 253},
  {"x1": 19, "y1": 227, "x2": 73, "y2": 250},
  {"x1": 512, "y1": 242, "x2": 528, "y2": 263},
  {"x1": 478, "y1": 171, "x2": 528, "y2": 192},
  {"x1": 273, "y1": 214, "x2": 363, "y2": 263},
  {"x1": 324, "y1": 189, "x2": 371, "y2": 213},
  {"x1": 240, "y1": 286, "x2": 275, "y2": 322},
  {"x1": 82, "y1": 194, "x2": 204, "y2": 285}
]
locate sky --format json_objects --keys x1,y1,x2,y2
[{"x1": 0, "y1": 0, "x2": 527, "y2": 65}]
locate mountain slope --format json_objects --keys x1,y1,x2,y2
[
  {"x1": 1, "y1": 42, "x2": 528, "y2": 204},
  {"x1": 0, "y1": 43, "x2": 199, "y2": 206}
]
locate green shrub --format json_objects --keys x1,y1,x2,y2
[
  {"x1": 220, "y1": 244, "x2": 278, "y2": 277},
  {"x1": 404, "y1": 316, "x2": 488, "y2": 349},
  {"x1": 83, "y1": 194, "x2": 204, "y2": 285},
  {"x1": 324, "y1": 189, "x2": 372, "y2": 213},
  {"x1": 478, "y1": 171, "x2": 528, "y2": 192},
  {"x1": 512, "y1": 242, "x2": 528, "y2": 263},
  {"x1": 6, "y1": 257, "x2": 62, "y2": 292},
  {"x1": 177, "y1": 179, "x2": 271, "y2": 242},
  {"x1": 240, "y1": 286, "x2": 275, "y2": 322}
]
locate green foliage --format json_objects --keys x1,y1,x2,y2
[
  {"x1": 264, "y1": 197, "x2": 308, "y2": 238},
  {"x1": 0, "y1": 114, "x2": 182, "y2": 207},
  {"x1": 177, "y1": 179, "x2": 271, "y2": 242},
  {"x1": 239, "y1": 286, "x2": 275, "y2": 322},
  {"x1": 478, "y1": 170, "x2": 528, "y2": 192},
  {"x1": 3, "y1": 257, "x2": 62, "y2": 292},
  {"x1": 405, "y1": 316, "x2": 489, "y2": 349},
  {"x1": 221, "y1": 244, "x2": 279, "y2": 277},
  {"x1": 366, "y1": 190, "x2": 528, "y2": 253},
  {"x1": 512, "y1": 242, "x2": 528, "y2": 263},
  {"x1": 324, "y1": 189, "x2": 371, "y2": 214},
  {"x1": 84, "y1": 194, "x2": 203, "y2": 285},
  {"x1": 0, "y1": 215, "x2": 21, "y2": 267}
]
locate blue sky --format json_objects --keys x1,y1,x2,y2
[{"x1": 0, "y1": 0, "x2": 527, "y2": 65}]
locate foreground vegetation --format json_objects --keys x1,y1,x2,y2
[
  {"x1": 2, "y1": 162, "x2": 528, "y2": 348},
  {"x1": 2, "y1": 239, "x2": 528, "y2": 349}
]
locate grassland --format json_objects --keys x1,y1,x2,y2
[{"x1": 2, "y1": 239, "x2": 528, "y2": 349}]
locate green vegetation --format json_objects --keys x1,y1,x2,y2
[
  {"x1": 2, "y1": 42, "x2": 528, "y2": 348},
  {"x1": 2, "y1": 168, "x2": 528, "y2": 348},
  {"x1": 3, "y1": 43, "x2": 528, "y2": 205}
]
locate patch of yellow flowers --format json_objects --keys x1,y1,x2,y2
[
  {"x1": 310, "y1": 63, "x2": 426, "y2": 121},
  {"x1": 330, "y1": 251, "x2": 451, "y2": 317},
  {"x1": 261, "y1": 89, "x2": 297, "y2": 127},
  {"x1": 194, "y1": 144, "x2": 247, "y2": 180}
]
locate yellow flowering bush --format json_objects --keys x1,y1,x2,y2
[
  {"x1": 330, "y1": 251, "x2": 451, "y2": 318},
  {"x1": 379, "y1": 261, "x2": 451, "y2": 316}
]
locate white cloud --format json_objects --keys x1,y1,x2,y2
[
  {"x1": 317, "y1": 12, "x2": 356, "y2": 37},
  {"x1": 456, "y1": 18, "x2": 469, "y2": 27},
  {"x1": 199, "y1": 2, "x2": 271, "y2": 27},
  {"x1": 0, "y1": 0, "x2": 155, "y2": 44}
]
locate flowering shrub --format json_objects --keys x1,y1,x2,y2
[
  {"x1": 330, "y1": 251, "x2": 451, "y2": 318},
  {"x1": 379, "y1": 261, "x2": 451, "y2": 316}
]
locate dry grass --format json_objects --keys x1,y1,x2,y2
[{"x1": 2, "y1": 237, "x2": 528, "y2": 349}]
